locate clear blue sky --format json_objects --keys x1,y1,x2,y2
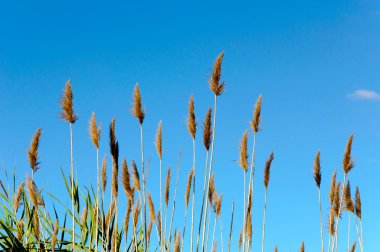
[{"x1": 0, "y1": 1, "x2": 379, "y2": 251}]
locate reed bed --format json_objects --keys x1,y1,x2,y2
[{"x1": 0, "y1": 52, "x2": 365, "y2": 252}]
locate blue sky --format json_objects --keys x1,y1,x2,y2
[{"x1": 0, "y1": 0, "x2": 380, "y2": 251}]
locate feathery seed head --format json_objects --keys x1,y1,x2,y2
[
  {"x1": 313, "y1": 150, "x2": 322, "y2": 188},
  {"x1": 300, "y1": 241, "x2": 305, "y2": 252},
  {"x1": 26, "y1": 175, "x2": 39, "y2": 209},
  {"x1": 343, "y1": 180, "x2": 355, "y2": 213},
  {"x1": 350, "y1": 241, "x2": 357, "y2": 252},
  {"x1": 264, "y1": 152, "x2": 274, "y2": 188},
  {"x1": 329, "y1": 169, "x2": 337, "y2": 205},
  {"x1": 185, "y1": 168, "x2": 194, "y2": 208},
  {"x1": 155, "y1": 121, "x2": 163, "y2": 159},
  {"x1": 187, "y1": 95, "x2": 197, "y2": 139},
  {"x1": 203, "y1": 108, "x2": 212, "y2": 151},
  {"x1": 355, "y1": 187, "x2": 361, "y2": 220},
  {"x1": 89, "y1": 112, "x2": 101, "y2": 149},
  {"x1": 239, "y1": 131, "x2": 249, "y2": 172},
  {"x1": 209, "y1": 51, "x2": 225, "y2": 96},
  {"x1": 250, "y1": 95, "x2": 263, "y2": 133},
  {"x1": 148, "y1": 192, "x2": 156, "y2": 223},
  {"x1": 131, "y1": 160, "x2": 140, "y2": 192},
  {"x1": 131, "y1": 83, "x2": 145, "y2": 124},
  {"x1": 14, "y1": 182, "x2": 25, "y2": 212},
  {"x1": 60, "y1": 80, "x2": 78, "y2": 124},
  {"x1": 122, "y1": 158, "x2": 133, "y2": 201},
  {"x1": 101, "y1": 156, "x2": 107, "y2": 193},
  {"x1": 165, "y1": 166, "x2": 171, "y2": 207},
  {"x1": 343, "y1": 134, "x2": 354, "y2": 175},
  {"x1": 28, "y1": 128, "x2": 42, "y2": 173}
]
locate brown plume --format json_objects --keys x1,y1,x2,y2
[
  {"x1": 155, "y1": 121, "x2": 163, "y2": 159},
  {"x1": 343, "y1": 180, "x2": 355, "y2": 213},
  {"x1": 14, "y1": 182, "x2": 24, "y2": 212},
  {"x1": 28, "y1": 128, "x2": 42, "y2": 173},
  {"x1": 203, "y1": 108, "x2": 212, "y2": 151},
  {"x1": 333, "y1": 182, "x2": 341, "y2": 218},
  {"x1": 187, "y1": 95, "x2": 197, "y2": 139},
  {"x1": 329, "y1": 169, "x2": 337, "y2": 205},
  {"x1": 157, "y1": 210, "x2": 162, "y2": 240},
  {"x1": 89, "y1": 112, "x2": 101, "y2": 149},
  {"x1": 174, "y1": 231, "x2": 181, "y2": 252},
  {"x1": 131, "y1": 83, "x2": 145, "y2": 124},
  {"x1": 26, "y1": 175, "x2": 39, "y2": 208},
  {"x1": 131, "y1": 160, "x2": 140, "y2": 192},
  {"x1": 209, "y1": 51, "x2": 225, "y2": 96},
  {"x1": 185, "y1": 168, "x2": 194, "y2": 208},
  {"x1": 101, "y1": 156, "x2": 107, "y2": 193},
  {"x1": 148, "y1": 191, "x2": 156, "y2": 223},
  {"x1": 165, "y1": 166, "x2": 171, "y2": 207},
  {"x1": 264, "y1": 152, "x2": 274, "y2": 189},
  {"x1": 121, "y1": 158, "x2": 133, "y2": 201},
  {"x1": 60, "y1": 80, "x2": 78, "y2": 124},
  {"x1": 124, "y1": 200, "x2": 132, "y2": 238},
  {"x1": 274, "y1": 246, "x2": 278, "y2": 252},
  {"x1": 208, "y1": 174, "x2": 216, "y2": 206},
  {"x1": 329, "y1": 208, "x2": 335, "y2": 235},
  {"x1": 342, "y1": 134, "x2": 354, "y2": 175},
  {"x1": 355, "y1": 187, "x2": 361, "y2": 220},
  {"x1": 300, "y1": 241, "x2": 305, "y2": 252},
  {"x1": 350, "y1": 241, "x2": 357, "y2": 252},
  {"x1": 250, "y1": 95, "x2": 263, "y2": 133},
  {"x1": 239, "y1": 131, "x2": 249, "y2": 172},
  {"x1": 313, "y1": 150, "x2": 322, "y2": 188}
]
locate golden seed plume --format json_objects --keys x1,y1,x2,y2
[
  {"x1": 51, "y1": 220, "x2": 58, "y2": 251},
  {"x1": 355, "y1": 187, "x2": 361, "y2": 220},
  {"x1": 124, "y1": 200, "x2": 132, "y2": 238},
  {"x1": 89, "y1": 112, "x2": 101, "y2": 149},
  {"x1": 274, "y1": 246, "x2": 278, "y2": 252},
  {"x1": 121, "y1": 158, "x2": 133, "y2": 201},
  {"x1": 26, "y1": 175, "x2": 38, "y2": 208},
  {"x1": 238, "y1": 229, "x2": 243, "y2": 249},
  {"x1": 81, "y1": 206, "x2": 88, "y2": 226},
  {"x1": 165, "y1": 166, "x2": 171, "y2": 207},
  {"x1": 333, "y1": 182, "x2": 341, "y2": 218},
  {"x1": 106, "y1": 200, "x2": 116, "y2": 230},
  {"x1": 208, "y1": 174, "x2": 216, "y2": 206},
  {"x1": 250, "y1": 95, "x2": 263, "y2": 133},
  {"x1": 300, "y1": 241, "x2": 305, "y2": 252},
  {"x1": 157, "y1": 210, "x2": 162, "y2": 240},
  {"x1": 350, "y1": 241, "x2": 357, "y2": 252},
  {"x1": 202, "y1": 108, "x2": 212, "y2": 151},
  {"x1": 14, "y1": 182, "x2": 24, "y2": 212},
  {"x1": 131, "y1": 83, "x2": 145, "y2": 124},
  {"x1": 343, "y1": 134, "x2": 354, "y2": 175},
  {"x1": 185, "y1": 168, "x2": 194, "y2": 208},
  {"x1": 239, "y1": 131, "x2": 249, "y2": 172},
  {"x1": 214, "y1": 193, "x2": 223, "y2": 216},
  {"x1": 133, "y1": 200, "x2": 140, "y2": 231},
  {"x1": 16, "y1": 220, "x2": 24, "y2": 242},
  {"x1": 246, "y1": 209, "x2": 252, "y2": 245},
  {"x1": 28, "y1": 128, "x2": 42, "y2": 173},
  {"x1": 131, "y1": 160, "x2": 140, "y2": 192},
  {"x1": 329, "y1": 169, "x2": 337, "y2": 205},
  {"x1": 343, "y1": 180, "x2": 355, "y2": 213},
  {"x1": 329, "y1": 208, "x2": 335, "y2": 235},
  {"x1": 33, "y1": 213, "x2": 40, "y2": 241},
  {"x1": 148, "y1": 191, "x2": 156, "y2": 223},
  {"x1": 173, "y1": 231, "x2": 181, "y2": 252},
  {"x1": 155, "y1": 121, "x2": 163, "y2": 160},
  {"x1": 209, "y1": 51, "x2": 225, "y2": 96},
  {"x1": 147, "y1": 220, "x2": 153, "y2": 244},
  {"x1": 60, "y1": 80, "x2": 78, "y2": 124},
  {"x1": 101, "y1": 156, "x2": 107, "y2": 193},
  {"x1": 187, "y1": 95, "x2": 197, "y2": 139},
  {"x1": 313, "y1": 150, "x2": 322, "y2": 188},
  {"x1": 109, "y1": 118, "x2": 119, "y2": 198},
  {"x1": 264, "y1": 152, "x2": 275, "y2": 189},
  {"x1": 111, "y1": 157, "x2": 119, "y2": 199}
]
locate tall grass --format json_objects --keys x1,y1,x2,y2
[{"x1": 0, "y1": 52, "x2": 365, "y2": 252}]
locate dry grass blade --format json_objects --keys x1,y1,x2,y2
[
  {"x1": 343, "y1": 134, "x2": 354, "y2": 175},
  {"x1": 131, "y1": 160, "x2": 140, "y2": 192},
  {"x1": 28, "y1": 128, "x2": 42, "y2": 173},
  {"x1": 313, "y1": 151, "x2": 321, "y2": 188},
  {"x1": 60, "y1": 80, "x2": 78, "y2": 124},
  {"x1": 355, "y1": 187, "x2": 361, "y2": 220},
  {"x1": 203, "y1": 108, "x2": 212, "y2": 151},
  {"x1": 157, "y1": 210, "x2": 162, "y2": 240},
  {"x1": 81, "y1": 205, "x2": 88, "y2": 226},
  {"x1": 239, "y1": 131, "x2": 249, "y2": 172},
  {"x1": 329, "y1": 169, "x2": 337, "y2": 205},
  {"x1": 51, "y1": 220, "x2": 58, "y2": 251},
  {"x1": 209, "y1": 51, "x2": 225, "y2": 96},
  {"x1": 148, "y1": 192, "x2": 156, "y2": 223},
  {"x1": 165, "y1": 166, "x2": 171, "y2": 207},
  {"x1": 14, "y1": 182, "x2": 25, "y2": 212},
  {"x1": 155, "y1": 121, "x2": 163, "y2": 159},
  {"x1": 264, "y1": 152, "x2": 274, "y2": 188},
  {"x1": 343, "y1": 180, "x2": 355, "y2": 213},
  {"x1": 122, "y1": 158, "x2": 133, "y2": 201},
  {"x1": 89, "y1": 112, "x2": 101, "y2": 149},
  {"x1": 185, "y1": 168, "x2": 194, "y2": 208},
  {"x1": 101, "y1": 155, "x2": 107, "y2": 193},
  {"x1": 187, "y1": 95, "x2": 197, "y2": 139},
  {"x1": 350, "y1": 241, "x2": 357, "y2": 252},
  {"x1": 213, "y1": 193, "x2": 222, "y2": 217},
  {"x1": 250, "y1": 95, "x2": 263, "y2": 133},
  {"x1": 147, "y1": 220, "x2": 153, "y2": 244},
  {"x1": 131, "y1": 83, "x2": 145, "y2": 124}
]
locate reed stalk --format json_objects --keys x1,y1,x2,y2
[{"x1": 228, "y1": 201, "x2": 234, "y2": 252}]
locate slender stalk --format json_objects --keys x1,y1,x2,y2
[
  {"x1": 241, "y1": 171, "x2": 246, "y2": 252},
  {"x1": 334, "y1": 174, "x2": 347, "y2": 252},
  {"x1": 318, "y1": 188, "x2": 324, "y2": 252},
  {"x1": 228, "y1": 201, "x2": 234, "y2": 252},
  {"x1": 211, "y1": 215, "x2": 217, "y2": 251},
  {"x1": 96, "y1": 148, "x2": 99, "y2": 252},
  {"x1": 190, "y1": 138, "x2": 196, "y2": 252},
  {"x1": 261, "y1": 189, "x2": 268, "y2": 252},
  {"x1": 360, "y1": 219, "x2": 363, "y2": 252},
  {"x1": 181, "y1": 206, "x2": 189, "y2": 251},
  {"x1": 220, "y1": 216, "x2": 224, "y2": 252},
  {"x1": 69, "y1": 122, "x2": 75, "y2": 251},
  {"x1": 167, "y1": 150, "x2": 182, "y2": 249},
  {"x1": 139, "y1": 124, "x2": 148, "y2": 251},
  {"x1": 159, "y1": 158, "x2": 163, "y2": 252},
  {"x1": 347, "y1": 213, "x2": 350, "y2": 252},
  {"x1": 245, "y1": 132, "x2": 256, "y2": 252},
  {"x1": 196, "y1": 150, "x2": 209, "y2": 252},
  {"x1": 202, "y1": 95, "x2": 218, "y2": 251},
  {"x1": 205, "y1": 210, "x2": 212, "y2": 251}
]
